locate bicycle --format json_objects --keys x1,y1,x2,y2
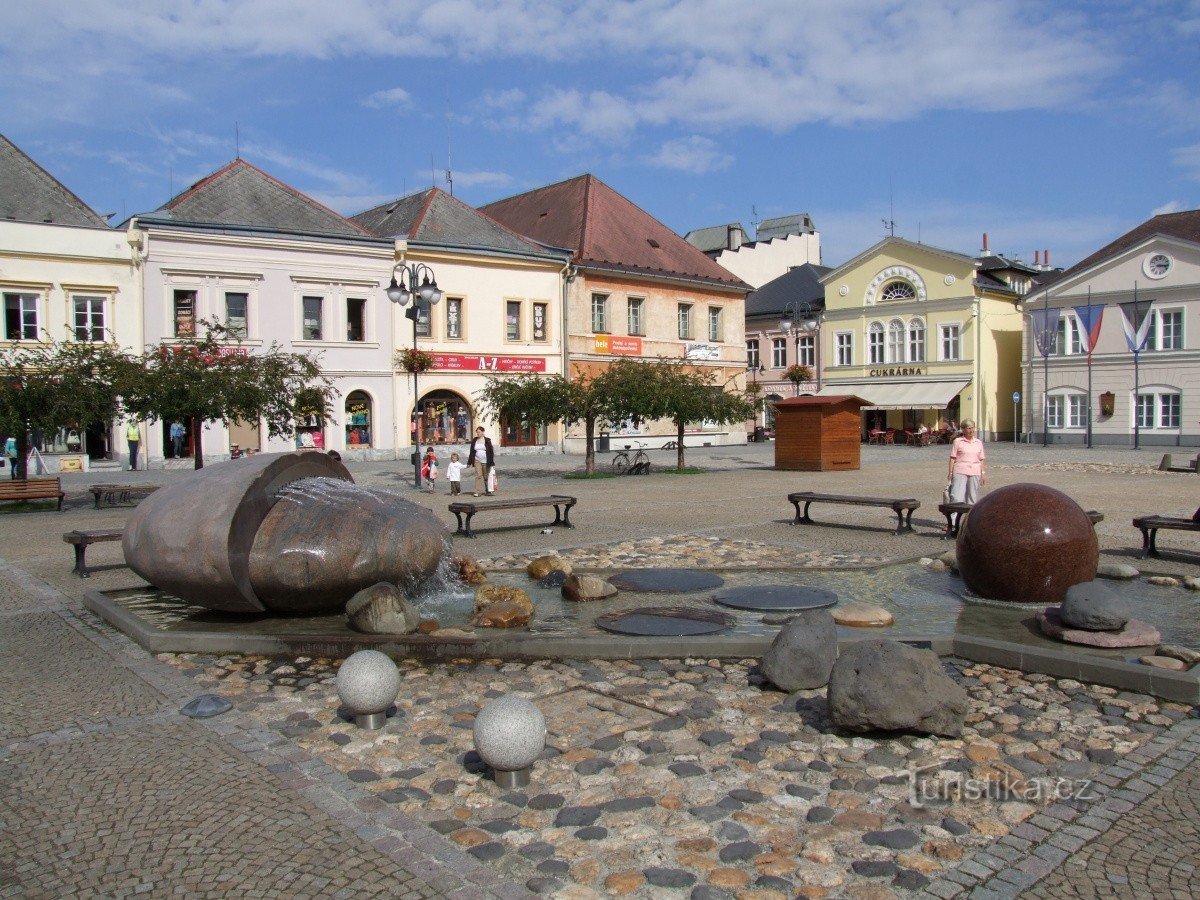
[{"x1": 611, "y1": 441, "x2": 651, "y2": 475}]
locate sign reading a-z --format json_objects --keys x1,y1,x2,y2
[{"x1": 429, "y1": 353, "x2": 547, "y2": 373}]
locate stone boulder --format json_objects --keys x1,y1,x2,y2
[
  {"x1": 453, "y1": 555, "x2": 488, "y2": 586},
  {"x1": 561, "y1": 574, "x2": 618, "y2": 602},
  {"x1": 346, "y1": 582, "x2": 420, "y2": 635},
  {"x1": 527, "y1": 555, "x2": 572, "y2": 580},
  {"x1": 828, "y1": 639, "x2": 968, "y2": 737},
  {"x1": 538, "y1": 570, "x2": 569, "y2": 588},
  {"x1": 833, "y1": 604, "x2": 895, "y2": 627},
  {"x1": 474, "y1": 584, "x2": 534, "y2": 617},
  {"x1": 1096, "y1": 562, "x2": 1139, "y2": 580},
  {"x1": 761, "y1": 609, "x2": 837, "y2": 691},
  {"x1": 472, "y1": 600, "x2": 533, "y2": 629},
  {"x1": 1059, "y1": 580, "x2": 1128, "y2": 631},
  {"x1": 1037, "y1": 609, "x2": 1160, "y2": 648}
]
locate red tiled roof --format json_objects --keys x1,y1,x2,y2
[
  {"x1": 481, "y1": 174, "x2": 748, "y2": 291},
  {"x1": 1046, "y1": 208, "x2": 1200, "y2": 288}
]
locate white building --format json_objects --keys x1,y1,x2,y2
[
  {"x1": 685, "y1": 214, "x2": 821, "y2": 289},
  {"x1": 0, "y1": 134, "x2": 141, "y2": 471}
]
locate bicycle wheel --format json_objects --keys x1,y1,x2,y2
[{"x1": 612, "y1": 452, "x2": 630, "y2": 474}]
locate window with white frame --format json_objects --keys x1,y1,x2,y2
[
  {"x1": 73, "y1": 296, "x2": 106, "y2": 342},
  {"x1": 1136, "y1": 390, "x2": 1181, "y2": 428},
  {"x1": 771, "y1": 338, "x2": 787, "y2": 368},
  {"x1": 708, "y1": 306, "x2": 722, "y2": 342},
  {"x1": 506, "y1": 300, "x2": 522, "y2": 341},
  {"x1": 346, "y1": 298, "x2": 366, "y2": 342},
  {"x1": 301, "y1": 296, "x2": 323, "y2": 340},
  {"x1": 627, "y1": 298, "x2": 643, "y2": 335},
  {"x1": 836, "y1": 332, "x2": 853, "y2": 366},
  {"x1": 225, "y1": 292, "x2": 248, "y2": 339},
  {"x1": 4, "y1": 292, "x2": 39, "y2": 341},
  {"x1": 1144, "y1": 309, "x2": 1183, "y2": 351},
  {"x1": 591, "y1": 293, "x2": 608, "y2": 332},
  {"x1": 940, "y1": 323, "x2": 960, "y2": 360},
  {"x1": 868, "y1": 322, "x2": 884, "y2": 363},
  {"x1": 880, "y1": 280, "x2": 916, "y2": 302},
  {"x1": 1068, "y1": 394, "x2": 1087, "y2": 428},
  {"x1": 797, "y1": 334, "x2": 815, "y2": 367},
  {"x1": 908, "y1": 318, "x2": 925, "y2": 361},
  {"x1": 887, "y1": 319, "x2": 904, "y2": 362},
  {"x1": 746, "y1": 339, "x2": 759, "y2": 369},
  {"x1": 174, "y1": 289, "x2": 197, "y2": 338},
  {"x1": 1056, "y1": 314, "x2": 1083, "y2": 355},
  {"x1": 1046, "y1": 395, "x2": 1064, "y2": 429},
  {"x1": 678, "y1": 303, "x2": 693, "y2": 340}
]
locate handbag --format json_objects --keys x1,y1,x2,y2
[
  {"x1": 487, "y1": 468, "x2": 498, "y2": 492},
  {"x1": 941, "y1": 483, "x2": 952, "y2": 505}
]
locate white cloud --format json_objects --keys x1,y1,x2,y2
[
  {"x1": 1172, "y1": 142, "x2": 1200, "y2": 181},
  {"x1": 362, "y1": 87, "x2": 413, "y2": 109},
  {"x1": 645, "y1": 136, "x2": 732, "y2": 174},
  {"x1": 1152, "y1": 200, "x2": 1185, "y2": 216},
  {"x1": 447, "y1": 170, "x2": 514, "y2": 189}
]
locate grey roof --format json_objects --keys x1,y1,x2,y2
[
  {"x1": 973, "y1": 271, "x2": 1018, "y2": 294},
  {"x1": 977, "y1": 254, "x2": 1038, "y2": 275},
  {"x1": 0, "y1": 133, "x2": 107, "y2": 227},
  {"x1": 757, "y1": 213, "x2": 816, "y2": 240},
  {"x1": 684, "y1": 222, "x2": 747, "y2": 254},
  {"x1": 745, "y1": 263, "x2": 831, "y2": 317},
  {"x1": 148, "y1": 159, "x2": 369, "y2": 237},
  {"x1": 352, "y1": 188, "x2": 552, "y2": 256}
]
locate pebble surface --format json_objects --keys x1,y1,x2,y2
[{"x1": 162, "y1": 652, "x2": 1196, "y2": 897}]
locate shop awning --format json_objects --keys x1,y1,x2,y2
[{"x1": 816, "y1": 380, "x2": 968, "y2": 410}]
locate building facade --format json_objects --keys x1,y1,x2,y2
[
  {"x1": 1022, "y1": 209, "x2": 1200, "y2": 447},
  {"x1": 685, "y1": 214, "x2": 821, "y2": 289},
  {"x1": 483, "y1": 175, "x2": 750, "y2": 452},
  {"x1": 816, "y1": 237, "x2": 1024, "y2": 441}
]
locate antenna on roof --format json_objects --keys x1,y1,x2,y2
[
  {"x1": 751, "y1": 204, "x2": 760, "y2": 238},
  {"x1": 169, "y1": 166, "x2": 174, "y2": 199},
  {"x1": 431, "y1": 153, "x2": 436, "y2": 189},
  {"x1": 444, "y1": 84, "x2": 454, "y2": 197},
  {"x1": 882, "y1": 179, "x2": 895, "y2": 237},
  {"x1": 917, "y1": 221, "x2": 921, "y2": 244},
  {"x1": 235, "y1": 122, "x2": 240, "y2": 159}
]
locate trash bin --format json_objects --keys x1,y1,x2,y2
[
  {"x1": 752, "y1": 426, "x2": 765, "y2": 443},
  {"x1": 597, "y1": 431, "x2": 610, "y2": 453}
]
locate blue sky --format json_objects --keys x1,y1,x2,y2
[{"x1": 3, "y1": 0, "x2": 1199, "y2": 268}]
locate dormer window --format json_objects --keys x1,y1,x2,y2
[{"x1": 879, "y1": 280, "x2": 916, "y2": 302}]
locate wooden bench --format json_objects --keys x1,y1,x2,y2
[
  {"x1": 788, "y1": 491, "x2": 919, "y2": 535},
  {"x1": 1132, "y1": 515, "x2": 1200, "y2": 558},
  {"x1": 0, "y1": 477, "x2": 65, "y2": 510},
  {"x1": 449, "y1": 495, "x2": 577, "y2": 538},
  {"x1": 89, "y1": 484, "x2": 161, "y2": 509},
  {"x1": 63, "y1": 528, "x2": 124, "y2": 577},
  {"x1": 940, "y1": 502, "x2": 1104, "y2": 538}
]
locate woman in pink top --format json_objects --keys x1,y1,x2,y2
[{"x1": 947, "y1": 419, "x2": 986, "y2": 504}]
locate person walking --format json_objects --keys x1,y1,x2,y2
[
  {"x1": 947, "y1": 418, "x2": 986, "y2": 505},
  {"x1": 421, "y1": 447, "x2": 439, "y2": 494},
  {"x1": 466, "y1": 426, "x2": 495, "y2": 497},
  {"x1": 169, "y1": 421, "x2": 185, "y2": 458},
  {"x1": 126, "y1": 421, "x2": 141, "y2": 471}
]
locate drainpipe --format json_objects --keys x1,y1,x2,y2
[
  {"x1": 393, "y1": 239, "x2": 407, "y2": 459},
  {"x1": 559, "y1": 260, "x2": 576, "y2": 453},
  {"x1": 973, "y1": 298, "x2": 982, "y2": 430}
]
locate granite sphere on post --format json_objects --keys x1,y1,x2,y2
[
  {"x1": 472, "y1": 695, "x2": 546, "y2": 786},
  {"x1": 956, "y1": 483, "x2": 1098, "y2": 604},
  {"x1": 336, "y1": 650, "x2": 400, "y2": 729}
]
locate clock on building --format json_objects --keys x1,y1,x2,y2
[{"x1": 1143, "y1": 253, "x2": 1172, "y2": 279}]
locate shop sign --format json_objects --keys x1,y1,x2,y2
[
  {"x1": 868, "y1": 367, "x2": 924, "y2": 377},
  {"x1": 685, "y1": 342, "x2": 720, "y2": 360},
  {"x1": 594, "y1": 335, "x2": 642, "y2": 355},
  {"x1": 429, "y1": 353, "x2": 547, "y2": 373}
]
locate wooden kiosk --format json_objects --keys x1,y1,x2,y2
[{"x1": 773, "y1": 395, "x2": 868, "y2": 471}]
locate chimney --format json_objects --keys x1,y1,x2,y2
[
  {"x1": 980, "y1": 232, "x2": 991, "y2": 256},
  {"x1": 1044, "y1": 249, "x2": 1050, "y2": 269},
  {"x1": 1034, "y1": 250, "x2": 1041, "y2": 267},
  {"x1": 727, "y1": 224, "x2": 742, "y2": 251}
]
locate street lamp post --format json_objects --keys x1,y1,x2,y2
[
  {"x1": 778, "y1": 301, "x2": 825, "y2": 393},
  {"x1": 387, "y1": 262, "x2": 442, "y2": 488}
]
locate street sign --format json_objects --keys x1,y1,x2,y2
[{"x1": 1012, "y1": 391, "x2": 1021, "y2": 404}]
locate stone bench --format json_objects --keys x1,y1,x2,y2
[
  {"x1": 940, "y1": 503, "x2": 1103, "y2": 538},
  {"x1": 63, "y1": 528, "x2": 124, "y2": 577},
  {"x1": 449, "y1": 495, "x2": 577, "y2": 538},
  {"x1": 788, "y1": 492, "x2": 919, "y2": 535},
  {"x1": 1132, "y1": 515, "x2": 1200, "y2": 558}
]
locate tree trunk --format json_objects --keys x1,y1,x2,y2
[
  {"x1": 584, "y1": 417, "x2": 595, "y2": 475},
  {"x1": 15, "y1": 427, "x2": 29, "y2": 480},
  {"x1": 675, "y1": 420, "x2": 685, "y2": 471},
  {"x1": 191, "y1": 416, "x2": 204, "y2": 469}
]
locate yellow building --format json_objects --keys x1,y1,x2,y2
[{"x1": 816, "y1": 237, "x2": 1024, "y2": 440}]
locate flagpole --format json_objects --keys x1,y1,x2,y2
[
  {"x1": 1086, "y1": 287, "x2": 1093, "y2": 449},
  {"x1": 1133, "y1": 281, "x2": 1141, "y2": 451}
]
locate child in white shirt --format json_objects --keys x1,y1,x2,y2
[{"x1": 445, "y1": 452, "x2": 466, "y2": 495}]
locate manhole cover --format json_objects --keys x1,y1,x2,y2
[
  {"x1": 595, "y1": 606, "x2": 735, "y2": 637},
  {"x1": 609, "y1": 568, "x2": 725, "y2": 593},
  {"x1": 712, "y1": 585, "x2": 838, "y2": 612}
]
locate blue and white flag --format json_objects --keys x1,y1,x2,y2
[
  {"x1": 1119, "y1": 301, "x2": 1153, "y2": 352},
  {"x1": 1029, "y1": 306, "x2": 1060, "y2": 357}
]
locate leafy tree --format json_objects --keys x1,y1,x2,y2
[
  {"x1": 0, "y1": 338, "x2": 131, "y2": 479},
  {"x1": 645, "y1": 360, "x2": 755, "y2": 470},
  {"x1": 476, "y1": 359, "x2": 658, "y2": 474},
  {"x1": 121, "y1": 320, "x2": 333, "y2": 469}
]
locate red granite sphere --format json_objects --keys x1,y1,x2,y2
[{"x1": 956, "y1": 483, "x2": 1098, "y2": 604}]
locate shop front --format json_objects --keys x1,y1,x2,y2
[
  {"x1": 820, "y1": 377, "x2": 967, "y2": 441},
  {"x1": 415, "y1": 390, "x2": 474, "y2": 446},
  {"x1": 345, "y1": 391, "x2": 373, "y2": 450}
]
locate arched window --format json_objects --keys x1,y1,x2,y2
[
  {"x1": 345, "y1": 391, "x2": 373, "y2": 448},
  {"x1": 887, "y1": 320, "x2": 904, "y2": 363},
  {"x1": 908, "y1": 318, "x2": 925, "y2": 362},
  {"x1": 880, "y1": 280, "x2": 916, "y2": 302},
  {"x1": 417, "y1": 390, "x2": 473, "y2": 445},
  {"x1": 868, "y1": 322, "x2": 885, "y2": 364}
]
